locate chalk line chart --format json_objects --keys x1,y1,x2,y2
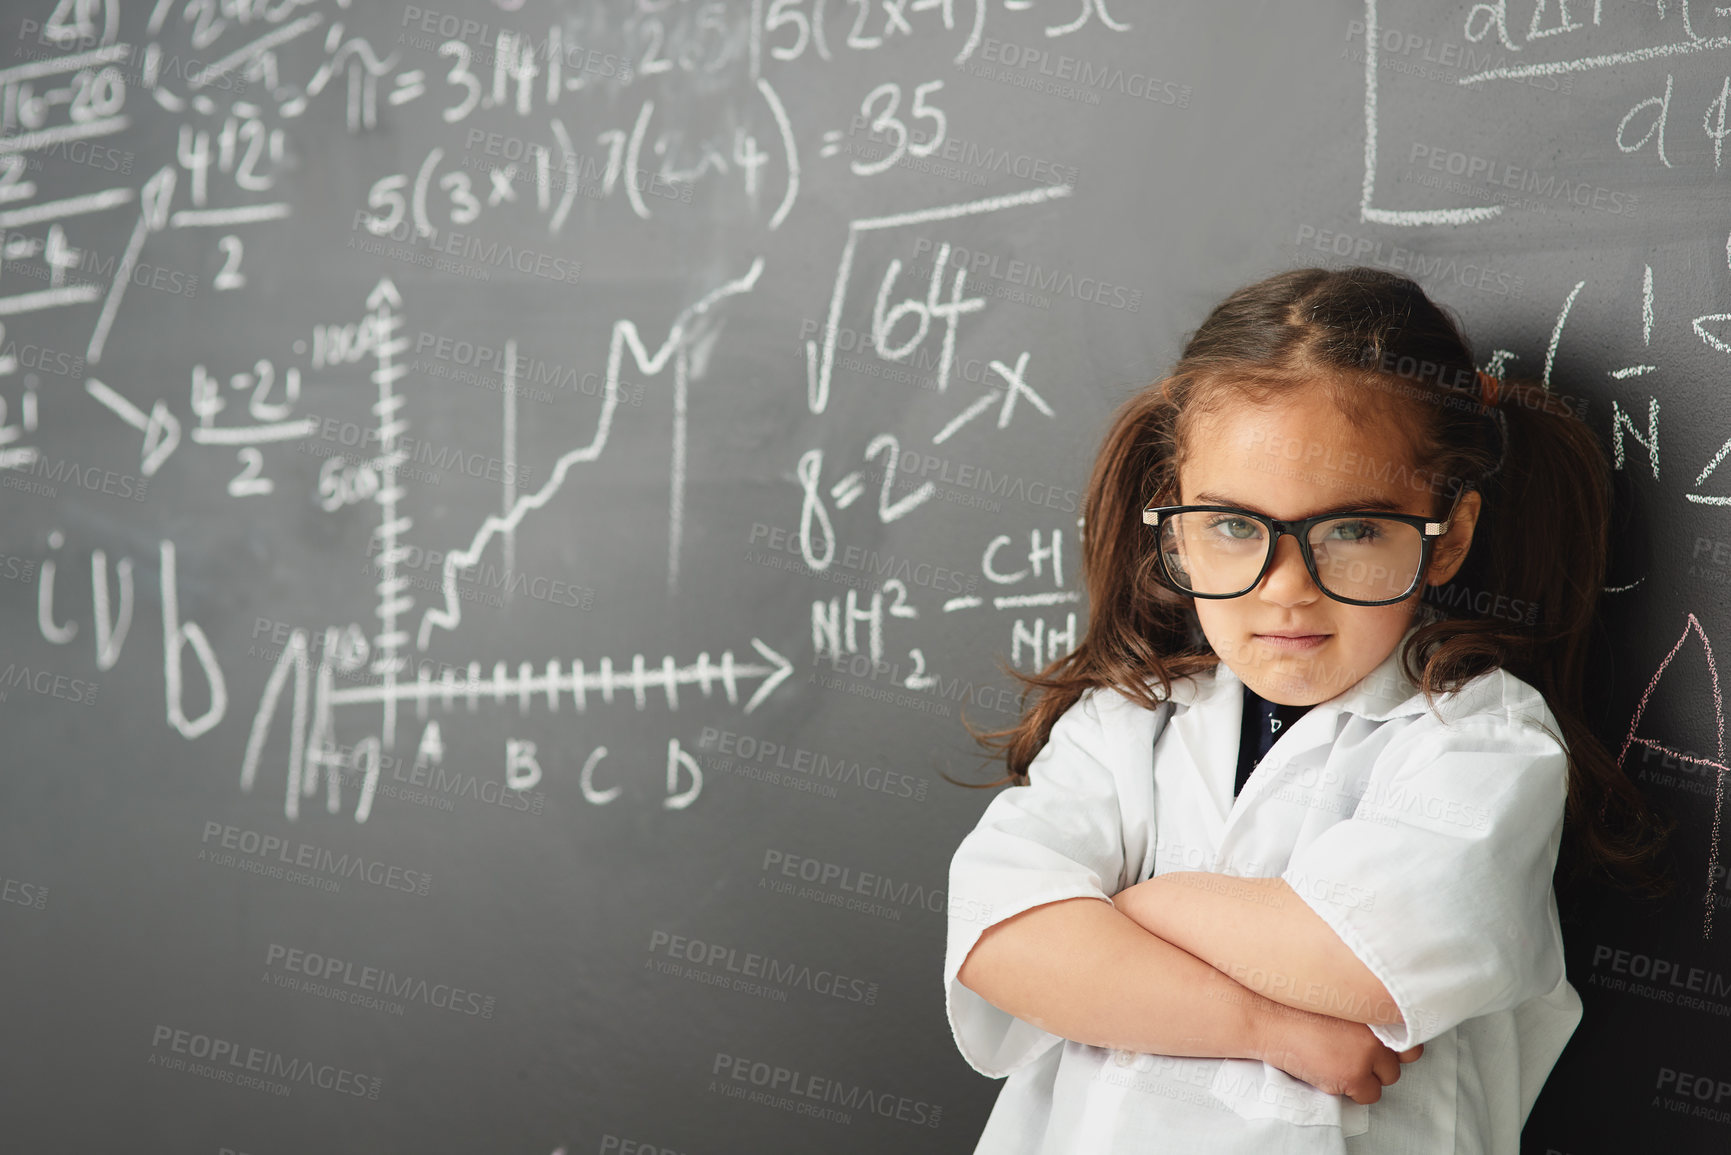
[{"x1": 238, "y1": 260, "x2": 794, "y2": 823}]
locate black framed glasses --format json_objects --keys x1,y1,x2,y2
[{"x1": 1141, "y1": 498, "x2": 1462, "y2": 607}]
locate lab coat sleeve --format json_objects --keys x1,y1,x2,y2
[
  {"x1": 1277, "y1": 676, "x2": 1570, "y2": 1053},
  {"x1": 944, "y1": 689, "x2": 1132, "y2": 1078}
]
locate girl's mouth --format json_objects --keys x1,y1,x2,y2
[{"x1": 1254, "y1": 633, "x2": 1330, "y2": 651}]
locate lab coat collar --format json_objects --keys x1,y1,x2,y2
[{"x1": 1151, "y1": 621, "x2": 1432, "y2": 723}]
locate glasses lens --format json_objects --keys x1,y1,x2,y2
[
  {"x1": 1157, "y1": 511, "x2": 1269, "y2": 595},
  {"x1": 1306, "y1": 517, "x2": 1425, "y2": 602}
]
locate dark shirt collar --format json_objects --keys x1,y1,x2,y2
[{"x1": 1235, "y1": 683, "x2": 1314, "y2": 795}]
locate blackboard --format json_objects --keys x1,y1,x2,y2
[{"x1": 0, "y1": 1, "x2": 1726, "y2": 1151}]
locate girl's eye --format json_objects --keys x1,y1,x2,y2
[
  {"x1": 1205, "y1": 516, "x2": 1262, "y2": 540},
  {"x1": 1325, "y1": 519, "x2": 1381, "y2": 542}
]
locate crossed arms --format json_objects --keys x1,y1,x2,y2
[
  {"x1": 1114, "y1": 871, "x2": 1402, "y2": 1025},
  {"x1": 954, "y1": 871, "x2": 1415, "y2": 1099}
]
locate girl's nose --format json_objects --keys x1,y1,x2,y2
[{"x1": 1257, "y1": 534, "x2": 1320, "y2": 606}]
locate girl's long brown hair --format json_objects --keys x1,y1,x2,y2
[{"x1": 949, "y1": 266, "x2": 1675, "y2": 899}]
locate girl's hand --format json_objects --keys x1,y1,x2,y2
[{"x1": 1255, "y1": 1006, "x2": 1424, "y2": 1104}]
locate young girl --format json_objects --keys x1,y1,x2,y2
[{"x1": 942, "y1": 267, "x2": 1674, "y2": 1153}]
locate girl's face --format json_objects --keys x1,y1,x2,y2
[{"x1": 1175, "y1": 388, "x2": 1481, "y2": 706}]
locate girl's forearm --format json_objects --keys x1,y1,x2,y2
[
  {"x1": 956, "y1": 895, "x2": 1300, "y2": 1061},
  {"x1": 1113, "y1": 873, "x2": 1402, "y2": 1026}
]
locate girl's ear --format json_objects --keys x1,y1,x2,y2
[{"x1": 1425, "y1": 488, "x2": 1483, "y2": 586}]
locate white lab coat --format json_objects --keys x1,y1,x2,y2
[{"x1": 944, "y1": 624, "x2": 1582, "y2": 1154}]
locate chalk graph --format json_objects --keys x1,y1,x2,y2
[{"x1": 239, "y1": 260, "x2": 791, "y2": 822}]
